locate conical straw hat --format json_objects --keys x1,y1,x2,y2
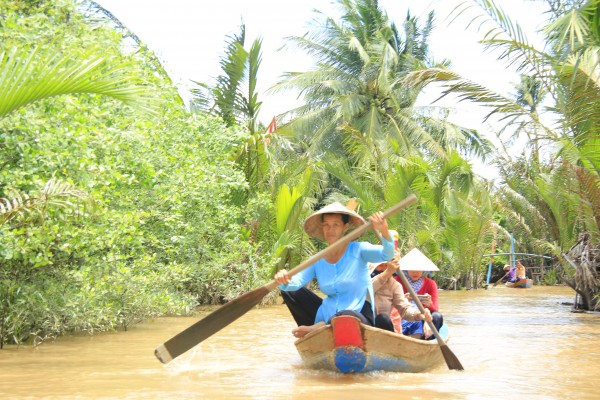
[
  {"x1": 399, "y1": 248, "x2": 439, "y2": 271},
  {"x1": 303, "y1": 202, "x2": 366, "y2": 241}
]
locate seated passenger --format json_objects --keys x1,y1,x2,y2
[
  {"x1": 370, "y1": 255, "x2": 431, "y2": 334},
  {"x1": 501, "y1": 264, "x2": 516, "y2": 283},
  {"x1": 395, "y1": 248, "x2": 444, "y2": 339}
]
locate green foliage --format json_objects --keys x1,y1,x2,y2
[
  {"x1": 0, "y1": 45, "x2": 157, "y2": 118},
  {"x1": 190, "y1": 23, "x2": 263, "y2": 133},
  {"x1": 0, "y1": 0, "x2": 277, "y2": 347},
  {"x1": 4, "y1": 0, "x2": 599, "y2": 347},
  {"x1": 542, "y1": 268, "x2": 559, "y2": 286}
]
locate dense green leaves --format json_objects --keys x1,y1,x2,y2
[
  {"x1": 0, "y1": 0, "x2": 271, "y2": 347},
  {"x1": 3, "y1": 0, "x2": 600, "y2": 348}
]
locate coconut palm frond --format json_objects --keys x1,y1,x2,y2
[
  {"x1": 545, "y1": 4, "x2": 595, "y2": 56},
  {"x1": 559, "y1": 129, "x2": 600, "y2": 186},
  {"x1": 0, "y1": 46, "x2": 157, "y2": 118},
  {"x1": 0, "y1": 192, "x2": 34, "y2": 225},
  {"x1": 387, "y1": 108, "x2": 448, "y2": 160},
  {"x1": 279, "y1": 105, "x2": 341, "y2": 156},
  {"x1": 39, "y1": 178, "x2": 87, "y2": 200},
  {"x1": 536, "y1": 170, "x2": 581, "y2": 247},
  {"x1": 456, "y1": 0, "x2": 549, "y2": 78},
  {"x1": 404, "y1": 67, "x2": 559, "y2": 142},
  {"x1": 405, "y1": 68, "x2": 518, "y2": 115},
  {"x1": 572, "y1": 164, "x2": 600, "y2": 235},
  {"x1": 416, "y1": 107, "x2": 496, "y2": 161},
  {"x1": 557, "y1": 48, "x2": 600, "y2": 133},
  {"x1": 322, "y1": 157, "x2": 382, "y2": 211},
  {"x1": 0, "y1": 178, "x2": 87, "y2": 226},
  {"x1": 498, "y1": 185, "x2": 542, "y2": 234}
]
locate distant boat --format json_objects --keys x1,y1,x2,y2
[
  {"x1": 294, "y1": 315, "x2": 449, "y2": 373},
  {"x1": 506, "y1": 278, "x2": 533, "y2": 288}
]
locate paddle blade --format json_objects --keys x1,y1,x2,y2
[
  {"x1": 440, "y1": 344, "x2": 464, "y2": 371},
  {"x1": 155, "y1": 282, "x2": 277, "y2": 364}
]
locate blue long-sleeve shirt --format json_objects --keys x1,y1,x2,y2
[{"x1": 279, "y1": 236, "x2": 394, "y2": 324}]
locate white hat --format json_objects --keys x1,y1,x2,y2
[
  {"x1": 400, "y1": 248, "x2": 439, "y2": 271},
  {"x1": 303, "y1": 202, "x2": 366, "y2": 241}
]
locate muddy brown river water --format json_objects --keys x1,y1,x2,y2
[{"x1": 0, "y1": 285, "x2": 598, "y2": 399}]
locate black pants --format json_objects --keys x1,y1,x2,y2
[
  {"x1": 431, "y1": 311, "x2": 444, "y2": 332},
  {"x1": 374, "y1": 312, "x2": 395, "y2": 332},
  {"x1": 280, "y1": 287, "x2": 375, "y2": 326}
]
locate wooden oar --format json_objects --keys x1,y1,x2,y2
[
  {"x1": 154, "y1": 194, "x2": 418, "y2": 364},
  {"x1": 492, "y1": 273, "x2": 508, "y2": 287},
  {"x1": 396, "y1": 270, "x2": 464, "y2": 371}
]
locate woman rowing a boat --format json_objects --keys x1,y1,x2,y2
[{"x1": 274, "y1": 202, "x2": 394, "y2": 338}]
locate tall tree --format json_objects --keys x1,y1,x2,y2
[
  {"x1": 272, "y1": 0, "x2": 491, "y2": 166},
  {"x1": 404, "y1": 0, "x2": 600, "y2": 303}
]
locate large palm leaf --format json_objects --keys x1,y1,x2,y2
[
  {"x1": 0, "y1": 45, "x2": 156, "y2": 118},
  {"x1": 403, "y1": 67, "x2": 558, "y2": 140}
]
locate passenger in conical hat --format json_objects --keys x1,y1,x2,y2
[
  {"x1": 370, "y1": 243, "x2": 433, "y2": 334},
  {"x1": 394, "y1": 248, "x2": 444, "y2": 339},
  {"x1": 274, "y1": 201, "x2": 395, "y2": 338}
]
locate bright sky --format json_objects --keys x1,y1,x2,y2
[{"x1": 95, "y1": 0, "x2": 549, "y2": 179}]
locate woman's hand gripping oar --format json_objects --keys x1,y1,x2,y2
[
  {"x1": 154, "y1": 195, "x2": 418, "y2": 364},
  {"x1": 396, "y1": 270, "x2": 464, "y2": 371}
]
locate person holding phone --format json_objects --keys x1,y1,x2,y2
[
  {"x1": 394, "y1": 249, "x2": 444, "y2": 339},
  {"x1": 370, "y1": 254, "x2": 432, "y2": 334}
]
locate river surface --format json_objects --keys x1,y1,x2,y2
[{"x1": 0, "y1": 285, "x2": 598, "y2": 400}]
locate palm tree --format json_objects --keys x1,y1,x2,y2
[
  {"x1": 404, "y1": 0, "x2": 599, "y2": 302},
  {"x1": 513, "y1": 74, "x2": 547, "y2": 168},
  {"x1": 190, "y1": 23, "x2": 263, "y2": 131},
  {"x1": 189, "y1": 24, "x2": 274, "y2": 189},
  {"x1": 273, "y1": 0, "x2": 491, "y2": 166},
  {"x1": 265, "y1": 0, "x2": 497, "y2": 287},
  {"x1": 188, "y1": 24, "x2": 323, "y2": 273}
]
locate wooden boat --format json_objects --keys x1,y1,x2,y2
[
  {"x1": 505, "y1": 278, "x2": 533, "y2": 288},
  {"x1": 294, "y1": 315, "x2": 449, "y2": 373}
]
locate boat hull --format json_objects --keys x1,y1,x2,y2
[
  {"x1": 294, "y1": 315, "x2": 449, "y2": 373},
  {"x1": 506, "y1": 278, "x2": 533, "y2": 288}
]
